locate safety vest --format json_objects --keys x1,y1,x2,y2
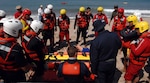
[
  {"x1": 0, "y1": 28, "x2": 3, "y2": 37},
  {"x1": 131, "y1": 53, "x2": 150, "y2": 66},
  {"x1": 130, "y1": 36, "x2": 150, "y2": 66},
  {"x1": 93, "y1": 14, "x2": 106, "y2": 23},
  {"x1": 0, "y1": 38, "x2": 21, "y2": 71},
  {"x1": 77, "y1": 13, "x2": 87, "y2": 28},
  {"x1": 113, "y1": 16, "x2": 126, "y2": 31},
  {"x1": 42, "y1": 14, "x2": 55, "y2": 30},
  {"x1": 21, "y1": 31, "x2": 40, "y2": 61},
  {"x1": 58, "y1": 16, "x2": 69, "y2": 31},
  {"x1": 62, "y1": 61, "x2": 80, "y2": 75}
]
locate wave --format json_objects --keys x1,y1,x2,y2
[
  {"x1": 6, "y1": 14, "x2": 75, "y2": 20},
  {"x1": 104, "y1": 9, "x2": 150, "y2": 17},
  {"x1": 6, "y1": 8, "x2": 150, "y2": 20}
]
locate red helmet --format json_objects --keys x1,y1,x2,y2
[
  {"x1": 118, "y1": 8, "x2": 124, "y2": 13},
  {"x1": 23, "y1": 8, "x2": 31, "y2": 16}
]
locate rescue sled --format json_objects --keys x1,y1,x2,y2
[{"x1": 43, "y1": 52, "x2": 92, "y2": 82}]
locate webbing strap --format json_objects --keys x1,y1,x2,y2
[
  {"x1": 23, "y1": 35, "x2": 30, "y2": 42},
  {"x1": 0, "y1": 45, "x2": 11, "y2": 52}
]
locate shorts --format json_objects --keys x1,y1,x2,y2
[
  {"x1": 124, "y1": 62, "x2": 143, "y2": 81},
  {"x1": 59, "y1": 30, "x2": 69, "y2": 41},
  {"x1": 42, "y1": 29, "x2": 54, "y2": 39}
]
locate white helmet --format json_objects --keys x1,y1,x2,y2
[
  {"x1": 0, "y1": 10, "x2": 6, "y2": 17},
  {"x1": 47, "y1": 4, "x2": 53, "y2": 9},
  {"x1": 134, "y1": 12, "x2": 142, "y2": 21},
  {"x1": 44, "y1": 8, "x2": 50, "y2": 14},
  {"x1": 30, "y1": 20, "x2": 43, "y2": 33},
  {"x1": 134, "y1": 12, "x2": 141, "y2": 17},
  {"x1": 0, "y1": 18, "x2": 10, "y2": 23},
  {"x1": 3, "y1": 19, "x2": 22, "y2": 37}
]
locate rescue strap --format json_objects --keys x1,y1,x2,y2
[
  {"x1": 0, "y1": 45, "x2": 11, "y2": 52},
  {"x1": 0, "y1": 43, "x2": 18, "y2": 61},
  {"x1": 24, "y1": 35, "x2": 40, "y2": 42},
  {"x1": 134, "y1": 53, "x2": 150, "y2": 62},
  {"x1": 0, "y1": 44, "x2": 21, "y2": 71},
  {"x1": 23, "y1": 35, "x2": 30, "y2": 42},
  {"x1": 134, "y1": 56, "x2": 147, "y2": 62},
  {"x1": 23, "y1": 35, "x2": 40, "y2": 61}
]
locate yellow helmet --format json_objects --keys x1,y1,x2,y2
[
  {"x1": 60, "y1": 9, "x2": 66, "y2": 15},
  {"x1": 135, "y1": 21, "x2": 149, "y2": 33},
  {"x1": 97, "y1": 6, "x2": 103, "y2": 12},
  {"x1": 127, "y1": 15, "x2": 138, "y2": 25},
  {"x1": 79, "y1": 6, "x2": 85, "y2": 12}
]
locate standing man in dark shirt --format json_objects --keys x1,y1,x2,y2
[
  {"x1": 86, "y1": 7, "x2": 93, "y2": 24},
  {"x1": 85, "y1": 7, "x2": 93, "y2": 36},
  {"x1": 90, "y1": 20, "x2": 122, "y2": 83},
  {"x1": 109, "y1": 5, "x2": 118, "y2": 26}
]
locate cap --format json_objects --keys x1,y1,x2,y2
[
  {"x1": 114, "y1": 5, "x2": 118, "y2": 8},
  {"x1": 93, "y1": 20, "x2": 106, "y2": 32},
  {"x1": 16, "y1": 5, "x2": 22, "y2": 10},
  {"x1": 86, "y1": 7, "x2": 91, "y2": 10},
  {"x1": 40, "y1": 5, "x2": 43, "y2": 8}
]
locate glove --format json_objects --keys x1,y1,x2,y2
[
  {"x1": 90, "y1": 74, "x2": 97, "y2": 80},
  {"x1": 25, "y1": 69, "x2": 35, "y2": 81},
  {"x1": 120, "y1": 36, "x2": 123, "y2": 40},
  {"x1": 130, "y1": 40, "x2": 139, "y2": 44}
]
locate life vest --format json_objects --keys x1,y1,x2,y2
[
  {"x1": 14, "y1": 11, "x2": 22, "y2": 19},
  {"x1": 131, "y1": 52, "x2": 150, "y2": 66},
  {"x1": 77, "y1": 13, "x2": 87, "y2": 28},
  {"x1": 0, "y1": 37, "x2": 21, "y2": 71},
  {"x1": 62, "y1": 61, "x2": 80, "y2": 75},
  {"x1": 112, "y1": 16, "x2": 126, "y2": 31},
  {"x1": 42, "y1": 14, "x2": 55, "y2": 30},
  {"x1": 21, "y1": 30, "x2": 40, "y2": 61},
  {"x1": 140, "y1": 32, "x2": 150, "y2": 39},
  {"x1": 0, "y1": 28, "x2": 4, "y2": 37},
  {"x1": 58, "y1": 16, "x2": 69, "y2": 31},
  {"x1": 130, "y1": 35, "x2": 150, "y2": 66},
  {"x1": 93, "y1": 14, "x2": 106, "y2": 23}
]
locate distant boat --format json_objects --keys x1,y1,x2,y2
[
  {"x1": 61, "y1": 2, "x2": 67, "y2": 5},
  {"x1": 123, "y1": 1, "x2": 128, "y2": 5}
]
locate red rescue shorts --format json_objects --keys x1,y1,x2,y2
[
  {"x1": 124, "y1": 62, "x2": 143, "y2": 81},
  {"x1": 59, "y1": 30, "x2": 69, "y2": 42}
]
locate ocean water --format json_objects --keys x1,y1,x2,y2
[{"x1": 0, "y1": 0, "x2": 150, "y2": 20}]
